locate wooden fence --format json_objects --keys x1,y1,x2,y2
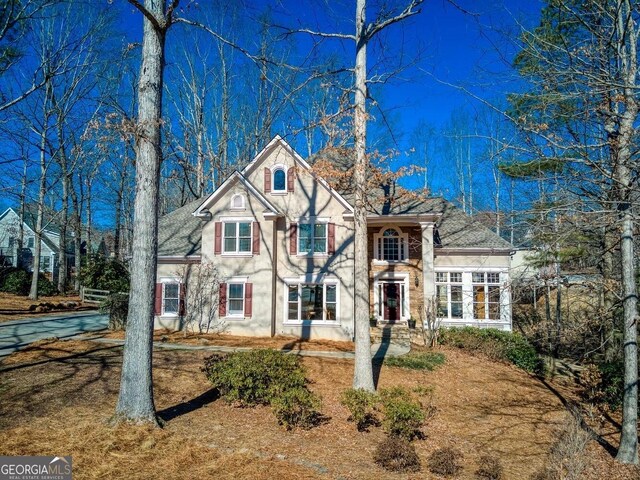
[{"x1": 80, "y1": 287, "x2": 110, "y2": 304}]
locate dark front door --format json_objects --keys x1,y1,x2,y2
[{"x1": 383, "y1": 283, "x2": 401, "y2": 323}]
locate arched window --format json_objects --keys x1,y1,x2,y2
[
  {"x1": 375, "y1": 227, "x2": 407, "y2": 262},
  {"x1": 273, "y1": 168, "x2": 286, "y2": 191},
  {"x1": 230, "y1": 194, "x2": 245, "y2": 210}
]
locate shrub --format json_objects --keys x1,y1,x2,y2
[
  {"x1": 475, "y1": 455, "x2": 503, "y2": 480},
  {"x1": 428, "y1": 447, "x2": 463, "y2": 477},
  {"x1": 101, "y1": 292, "x2": 129, "y2": 330},
  {"x1": 78, "y1": 255, "x2": 130, "y2": 292},
  {"x1": 440, "y1": 327, "x2": 544, "y2": 374},
  {"x1": 271, "y1": 386, "x2": 321, "y2": 430},
  {"x1": 1, "y1": 269, "x2": 30, "y2": 295},
  {"x1": 379, "y1": 387, "x2": 425, "y2": 440},
  {"x1": 384, "y1": 351, "x2": 445, "y2": 371},
  {"x1": 202, "y1": 349, "x2": 308, "y2": 406},
  {"x1": 373, "y1": 436, "x2": 420, "y2": 473},
  {"x1": 340, "y1": 388, "x2": 379, "y2": 431},
  {"x1": 0, "y1": 269, "x2": 56, "y2": 296}
]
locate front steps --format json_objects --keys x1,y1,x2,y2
[{"x1": 370, "y1": 325, "x2": 413, "y2": 348}]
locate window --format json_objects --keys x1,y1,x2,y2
[
  {"x1": 8, "y1": 237, "x2": 15, "y2": 248},
  {"x1": 39, "y1": 256, "x2": 51, "y2": 271},
  {"x1": 228, "y1": 283, "x2": 245, "y2": 316},
  {"x1": 298, "y1": 223, "x2": 327, "y2": 254},
  {"x1": 273, "y1": 168, "x2": 286, "y2": 191},
  {"x1": 27, "y1": 237, "x2": 34, "y2": 248},
  {"x1": 230, "y1": 194, "x2": 245, "y2": 209},
  {"x1": 287, "y1": 283, "x2": 338, "y2": 322},
  {"x1": 435, "y1": 272, "x2": 463, "y2": 319},
  {"x1": 473, "y1": 272, "x2": 501, "y2": 320},
  {"x1": 375, "y1": 227, "x2": 407, "y2": 262},
  {"x1": 163, "y1": 282, "x2": 180, "y2": 315},
  {"x1": 223, "y1": 222, "x2": 251, "y2": 253}
]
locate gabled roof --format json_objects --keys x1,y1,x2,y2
[
  {"x1": 193, "y1": 171, "x2": 281, "y2": 218},
  {"x1": 0, "y1": 207, "x2": 60, "y2": 254},
  {"x1": 158, "y1": 197, "x2": 206, "y2": 257},
  {"x1": 241, "y1": 135, "x2": 354, "y2": 214}
]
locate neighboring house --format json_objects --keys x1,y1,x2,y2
[
  {"x1": 0, "y1": 207, "x2": 61, "y2": 276},
  {"x1": 155, "y1": 136, "x2": 514, "y2": 340}
]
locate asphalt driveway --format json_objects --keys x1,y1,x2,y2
[{"x1": 0, "y1": 312, "x2": 108, "y2": 358}]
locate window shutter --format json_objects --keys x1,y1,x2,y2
[
  {"x1": 328, "y1": 222, "x2": 335, "y2": 255},
  {"x1": 214, "y1": 222, "x2": 222, "y2": 255},
  {"x1": 264, "y1": 167, "x2": 271, "y2": 193},
  {"x1": 154, "y1": 283, "x2": 163, "y2": 315},
  {"x1": 245, "y1": 283, "x2": 253, "y2": 317},
  {"x1": 289, "y1": 223, "x2": 297, "y2": 255},
  {"x1": 252, "y1": 222, "x2": 260, "y2": 254},
  {"x1": 179, "y1": 283, "x2": 186, "y2": 316},
  {"x1": 219, "y1": 283, "x2": 227, "y2": 317},
  {"x1": 287, "y1": 167, "x2": 295, "y2": 192}
]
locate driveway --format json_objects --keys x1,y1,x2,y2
[{"x1": 0, "y1": 312, "x2": 108, "y2": 358}]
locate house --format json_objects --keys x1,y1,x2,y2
[
  {"x1": 154, "y1": 136, "x2": 514, "y2": 340},
  {"x1": 0, "y1": 207, "x2": 61, "y2": 276}
]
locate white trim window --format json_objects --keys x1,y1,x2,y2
[
  {"x1": 227, "y1": 283, "x2": 245, "y2": 317},
  {"x1": 435, "y1": 272, "x2": 463, "y2": 319},
  {"x1": 272, "y1": 166, "x2": 287, "y2": 192},
  {"x1": 298, "y1": 222, "x2": 327, "y2": 255},
  {"x1": 230, "y1": 194, "x2": 245, "y2": 210},
  {"x1": 223, "y1": 221, "x2": 252, "y2": 254},
  {"x1": 472, "y1": 272, "x2": 501, "y2": 320},
  {"x1": 374, "y1": 227, "x2": 408, "y2": 262},
  {"x1": 163, "y1": 282, "x2": 180, "y2": 316},
  {"x1": 286, "y1": 282, "x2": 338, "y2": 322}
]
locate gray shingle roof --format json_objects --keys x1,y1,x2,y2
[{"x1": 157, "y1": 197, "x2": 205, "y2": 257}]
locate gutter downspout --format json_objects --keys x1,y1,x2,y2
[{"x1": 270, "y1": 217, "x2": 278, "y2": 337}]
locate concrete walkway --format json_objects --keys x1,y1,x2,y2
[
  {"x1": 0, "y1": 312, "x2": 108, "y2": 358},
  {"x1": 78, "y1": 335, "x2": 411, "y2": 360}
]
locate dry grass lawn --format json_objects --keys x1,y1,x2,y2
[
  {"x1": 97, "y1": 329, "x2": 355, "y2": 352},
  {"x1": 0, "y1": 339, "x2": 638, "y2": 479},
  {"x1": 0, "y1": 292, "x2": 93, "y2": 321}
]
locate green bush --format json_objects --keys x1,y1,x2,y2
[
  {"x1": 379, "y1": 387, "x2": 426, "y2": 440},
  {"x1": 440, "y1": 327, "x2": 544, "y2": 374},
  {"x1": 384, "y1": 351, "x2": 446, "y2": 371},
  {"x1": 373, "y1": 436, "x2": 420, "y2": 473},
  {"x1": 78, "y1": 255, "x2": 129, "y2": 292},
  {"x1": 0, "y1": 268, "x2": 57, "y2": 296},
  {"x1": 101, "y1": 292, "x2": 129, "y2": 330},
  {"x1": 428, "y1": 447, "x2": 463, "y2": 477},
  {"x1": 340, "y1": 388, "x2": 379, "y2": 431},
  {"x1": 271, "y1": 386, "x2": 321, "y2": 430},
  {"x1": 202, "y1": 349, "x2": 308, "y2": 406}
]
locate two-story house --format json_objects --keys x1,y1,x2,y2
[{"x1": 154, "y1": 136, "x2": 513, "y2": 341}]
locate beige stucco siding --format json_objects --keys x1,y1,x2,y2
[{"x1": 434, "y1": 253, "x2": 510, "y2": 269}]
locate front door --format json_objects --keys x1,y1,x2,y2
[{"x1": 383, "y1": 283, "x2": 401, "y2": 323}]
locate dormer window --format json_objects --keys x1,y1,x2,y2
[
  {"x1": 230, "y1": 194, "x2": 245, "y2": 210},
  {"x1": 273, "y1": 168, "x2": 286, "y2": 192}
]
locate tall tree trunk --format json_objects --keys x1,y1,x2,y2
[
  {"x1": 115, "y1": 0, "x2": 168, "y2": 424},
  {"x1": 70, "y1": 185, "x2": 82, "y2": 291},
  {"x1": 18, "y1": 156, "x2": 27, "y2": 269},
  {"x1": 352, "y1": 0, "x2": 374, "y2": 392}
]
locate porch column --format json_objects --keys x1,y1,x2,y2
[{"x1": 420, "y1": 222, "x2": 435, "y2": 301}]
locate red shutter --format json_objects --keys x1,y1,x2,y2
[
  {"x1": 244, "y1": 283, "x2": 253, "y2": 317},
  {"x1": 287, "y1": 167, "x2": 295, "y2": 192},
  {"x1": 154, "y1": 283, "x2": 163, "y2": 315},
  {"x1": 214, "y1": 222, "x2": 222, "y2": 255},
  {"x1": 264, "y1": 167, "x2": 271, "y2": 193},
  {"x1": 289, "y1": 223, "x2": 297, "y2": 255},
  {"x1": 219, "y1": 283, "x2": 227, "y2": 317},
  {"x1": 179, "y1": 283, "x2": 186, "y2": 316},
  {"x1": 252, "y1": 222, "x2": 260, "y2": 255},
  {"x1": 328, "y1": 222, "x2": 335, "y2": 254}
]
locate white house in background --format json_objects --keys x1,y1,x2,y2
[
  {"x1": 0, "y1": 207, "x2": 60, "y2": 276},
  {"x1": 153, "y1": 136, "x2": 515, "y2": 340}
]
